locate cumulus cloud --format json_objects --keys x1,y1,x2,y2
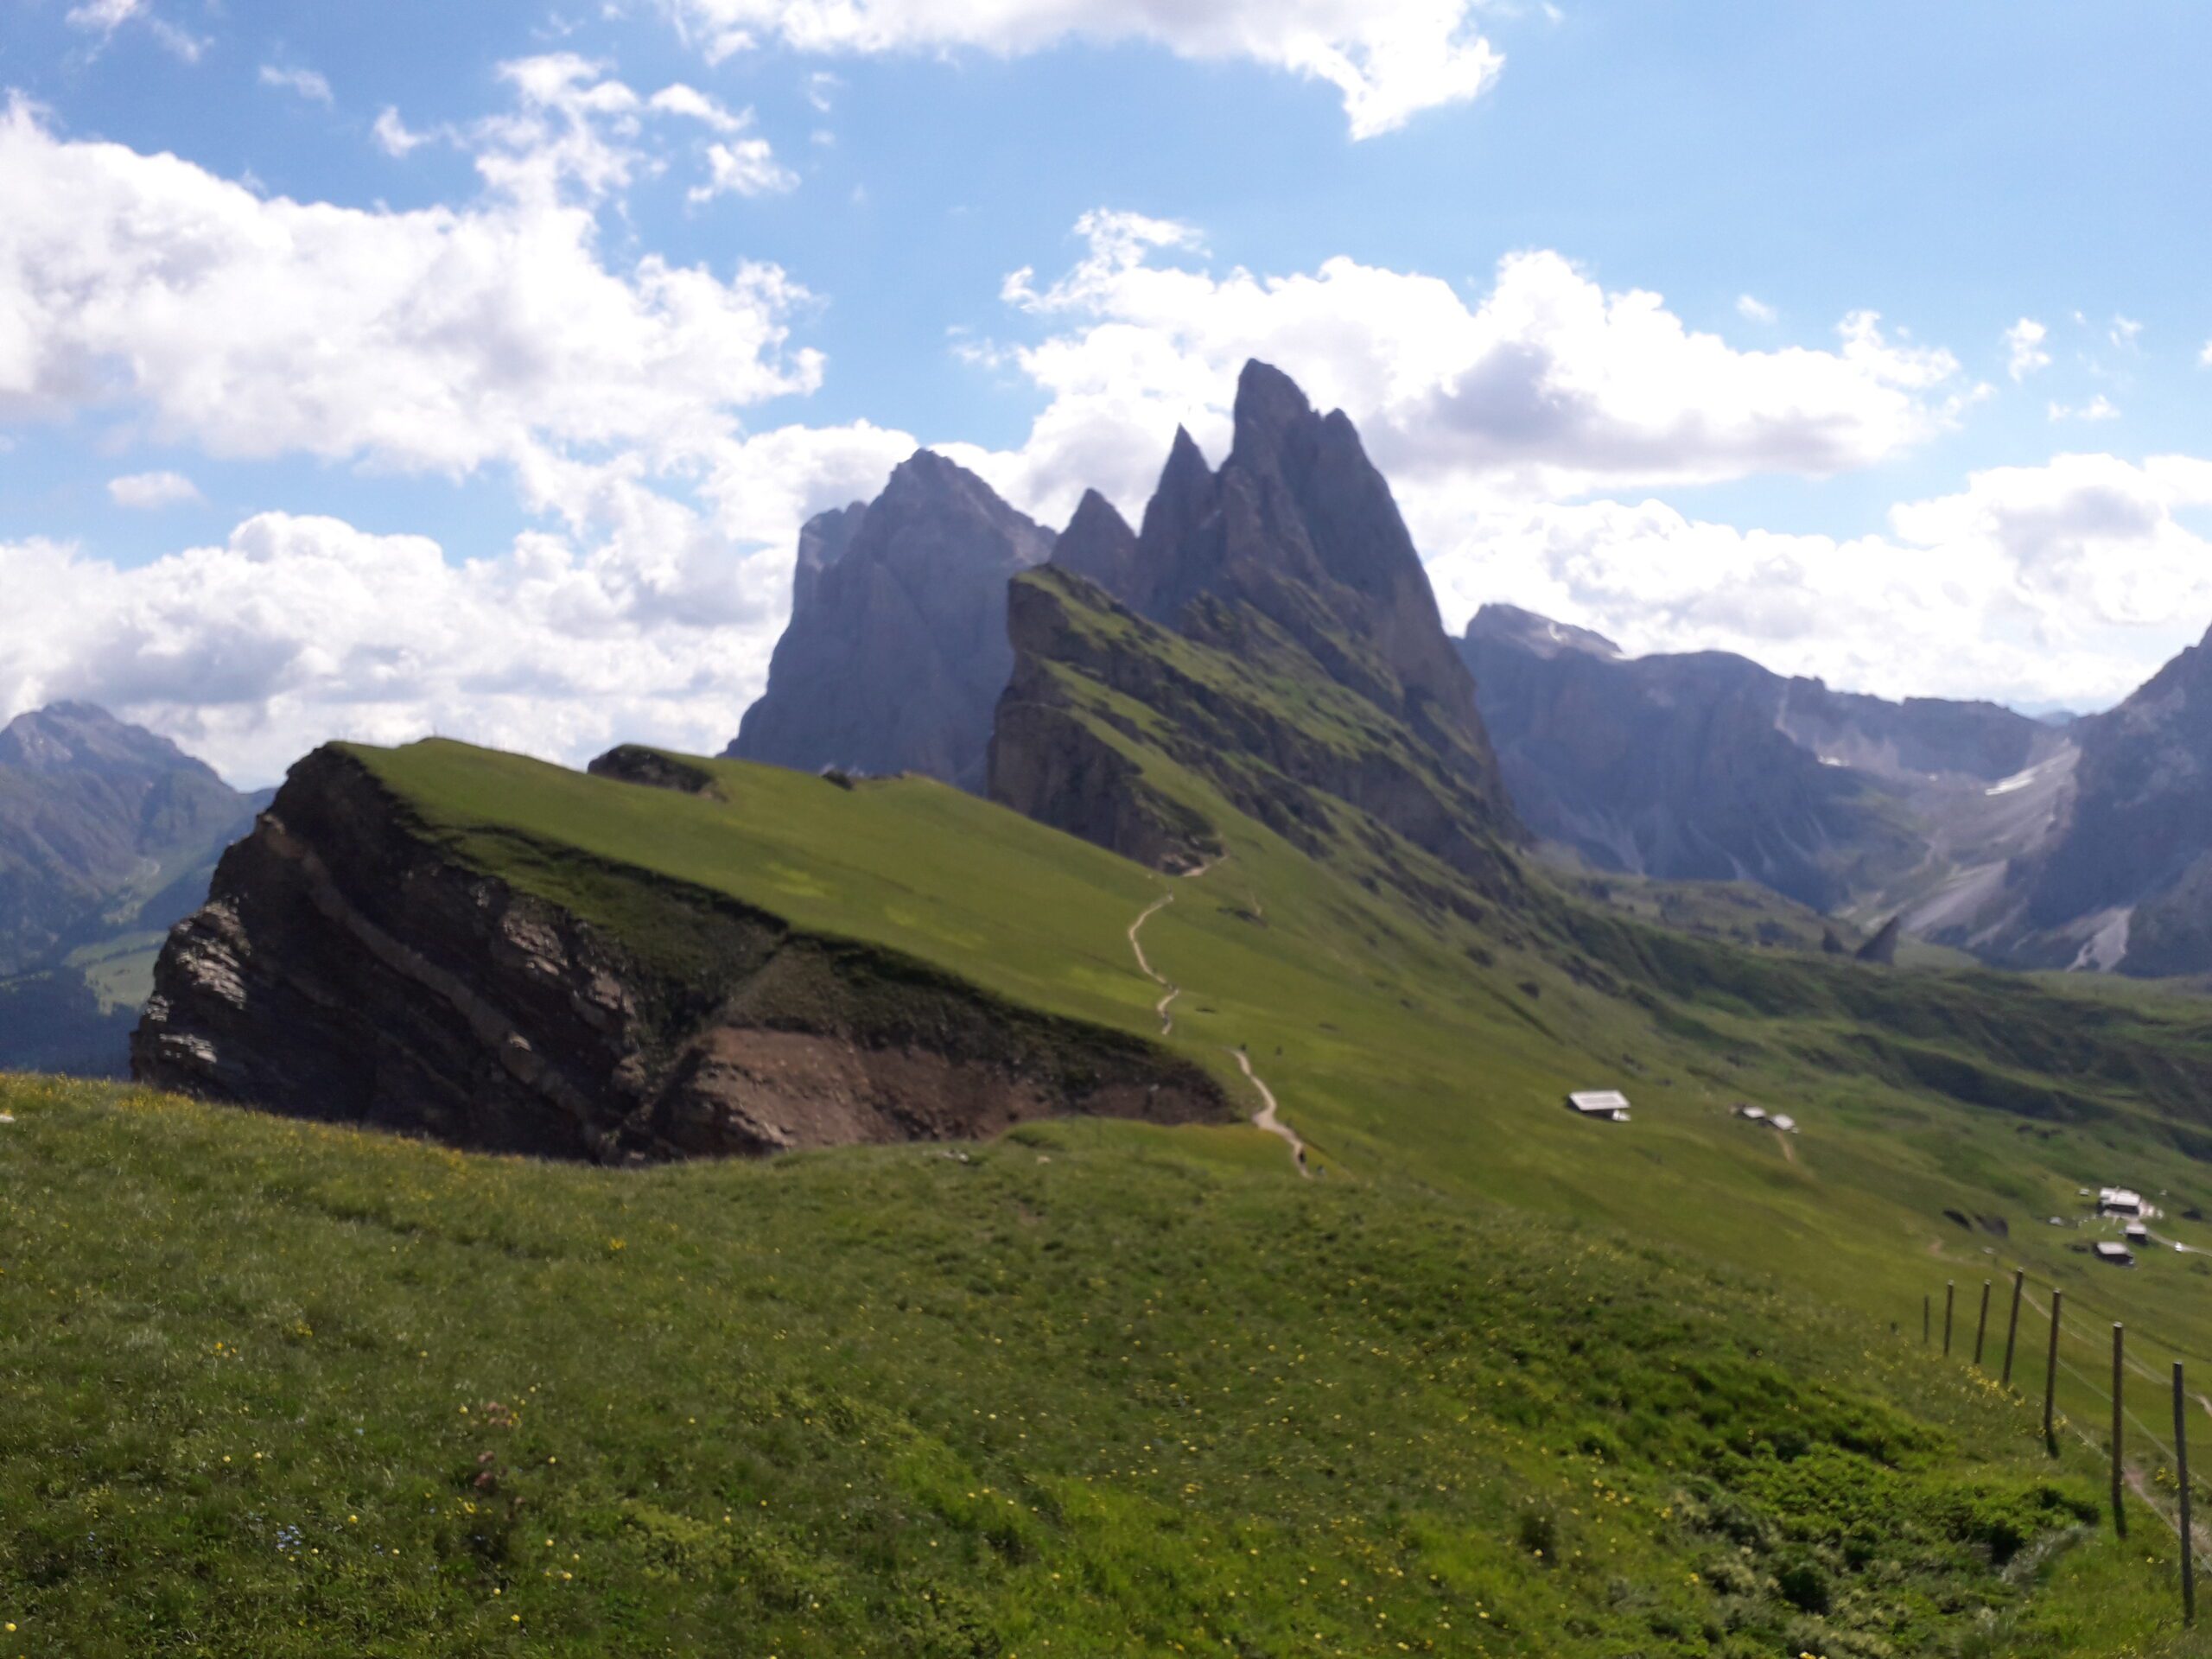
[
  {"x1": 1418, "y1": 453, "x2": 2212, "y2": 712},
  {"x1": 2004, "y1": 317, "x2": 2050, "y2": 381},
  {"x1": 659, "y1": 0, "x2": 1503, "y2": 138},
  {"x1": 967, "y1": 209, "x2": 1967, "y2": 524},
  {"x1": 0, "y1": 92, "x2": 819, "y2": 522},
  {"x1": 259, "y1": 65, "x2": 334, "y2": 105},
  {"x1": 106, "y1": 470, "x2": 203, "y2": 509},
  {"x1": 1735, "y1": 294, "x2": 1777, "y2": 324}
]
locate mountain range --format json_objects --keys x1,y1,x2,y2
[{"x1": 709, "y1": 378, "x2": 2212, "y2": 978}]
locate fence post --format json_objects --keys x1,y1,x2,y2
[
  {"x1": 2112, "y1": 1323, "x2": 2128, "y2": 1539},
  {"x1": 2177, "y1": 1361, "x2": 2196, "y2": 1628},
  {"x1": 1944, "y1": 1281, "x2": 1955, "y2": 1357},
  {"x1": 1974, "y1": 1280, "x2": 1993, "y2": 1367},
  {"x1": 2044, "y1": 1289, "x2": 2062, "y2": 1457},
  {"x1": 2001, "y1": 1269, "x2": 2024, "y2": 1388}
]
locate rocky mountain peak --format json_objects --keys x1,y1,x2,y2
[{"x1": 728, "y1": 448, "x2": 1054, "y2": 791}]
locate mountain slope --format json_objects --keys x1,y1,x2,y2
[
  {"x1": 0, "y1": 702, "x2": 262, "y2": 1075},
  {"x1": 728, "y1": 451, "x2": 1053, "y2": 790}
]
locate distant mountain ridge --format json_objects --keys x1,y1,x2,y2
[
  {"x1": 1460, "y1": 603, "x2": 2212, "y2": 977},
  {"x1": 0, "y1": 702, "x2": 264, "y2": 1073},
  {"x1": 1459, "y1": 607, "x2": 2064, "y2": 919}
]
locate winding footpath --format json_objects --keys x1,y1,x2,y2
[{"x1": 1125, "y1": 863, "x2": 1310, "y2": 1178}]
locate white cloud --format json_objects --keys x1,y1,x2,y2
[
  {"x1": 2110, "y1": 315, "x2": 2143, "y2": 350},
  {"x1": 259, "y1": 65, "x2": 334, "y2": 105},
  {"x1": 659, "y1": 0, "x2": 1504, "y2": 138},
  {"x1": 965, "y1": 209, "x2": 1967, "y2": 525},
  {"x1": 691, "y1": 135, "x2": 798, "y2": 200},
  {"x1": 1735, "y1": 294, "x2": 1776, "y2": 325},
  {"x1": 2004, "y1": 316, "x2": 2050, "y2": 381},
  {"x1": 372, "y1": 106, "x2": 434, "y2": 157},
  {"x1": 2049, "y1": 395, "x2": 2119, "y2": 423},
  {"x1": 646, "y1": 82, "x2": 746, "y2": 131},
  {"x1": 66, "y1": 0, "x2": 204, "y2": 60},
  {"x1": 1422, "y1": 453, "x2": 2212, "y2": 711},
  {"x1": 106, "y1": 470, "x2": 203, "y2": 509},
  {"x1": 0, "y1": 94, "x2": 820, "y2": 521}
]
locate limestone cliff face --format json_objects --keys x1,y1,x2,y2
[
  {"x1": 132, "y1": 747, "x2": 1227, "y2": 1161},
  {"x1": 728, "y1": 453, "x2": 1053, "y2": 791}
]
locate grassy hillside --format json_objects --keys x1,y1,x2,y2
[{"x1": 11, "y1": 670, "x2": 2212, "y2": 1649}]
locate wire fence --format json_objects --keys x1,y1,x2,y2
[{"x1": 1919, "y1": 1263, "x2": 2204, "y2": 1625}]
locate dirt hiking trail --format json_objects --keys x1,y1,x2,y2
[{"x1": 1125, "y1": 862, "x2": 1309, "y2": 1178}]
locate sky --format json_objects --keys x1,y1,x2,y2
[{"x1": 1, "y1": 0, "x2": 2209, "y2": 784}]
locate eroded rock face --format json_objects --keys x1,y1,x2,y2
[
  {"x1": 728, "y1": 453, "x2": 1053, "y2": 791},
  {"x1": 132, "y1": 747, "x2": 1228, "y2": 1161}
]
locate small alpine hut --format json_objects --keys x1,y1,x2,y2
[
  {"x1": 2125, "y1": 1221, "x2": 2152, "y2": 1246},
  {"x1": 2099, "y1": 1186, "x2": 2144, "y2": 1216},
  {"x1": 2094, "y1": 1240, "x2": 2136, "y2": 1268},
  {"x1": 1770, "y1": 1113, "x2": 1799, "y2": 1135},
  {"x1": 1733, "y1": 1104, "x2": 1769, "y2": 1123},
  {"x1": 1567, "y1": 1090, "x2": 1631, "y2": 1123}
]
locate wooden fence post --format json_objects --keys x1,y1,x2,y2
[
  {"x1": 1974, "y1": 1280, "x2": 1992, "y2": 1367},
  {"x1": 2043, "y1": 1289, "x2": 2062, "y2": 1457},
  {"x1": 2112, "y1": 1323, "x2": 2128, "y2": 1539},
  {"x1": 2176, "y1": 1361, "x2": 2196, "y2": 1628},
  {"x1": 1944, "y1": 1281, "x2": 1955, "y2": 1357},
  {"x1": 2001, "y1": 1269, "x2": 2024, "y2": 1388}
]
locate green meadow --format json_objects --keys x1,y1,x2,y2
[{"x1": 7, "y1": 729, "x2": 2212, "y2": 1653}]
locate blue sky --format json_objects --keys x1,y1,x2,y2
[{"x1": 2, "y1": 0, "x2": 2209, "y2": 779}]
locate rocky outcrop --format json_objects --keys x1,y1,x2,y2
[
  {"x1": 588, "y1": 745, "x2": 721, "y2": 797},
  {"x1": 728, "y1": 453, "x2": 1053, "y2": 791},
  {"x1": 133, "y1": 747, "x2": 1230, "y2": 1161},
  {"x1": 1856, "y1": 917, "x2": 1903, "y2": 965}
]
